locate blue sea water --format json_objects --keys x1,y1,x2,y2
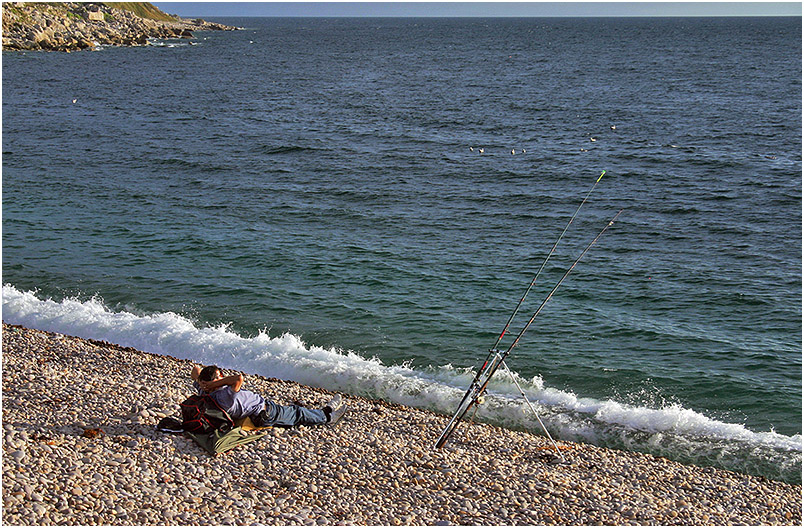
[{"x1": 2, "y1": 17, "x2": 801, "y2": 483}]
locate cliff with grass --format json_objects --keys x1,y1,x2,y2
[{"x1": 2, "y1": 2, "x2": 238, "y2": 52}]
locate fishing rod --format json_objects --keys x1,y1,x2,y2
[
  {"x1": 435, "y1": 208, "x2": 623, "y2": 450},
  {"x1": 434, "y1": 172, "x2": 607, "y2": 449}
]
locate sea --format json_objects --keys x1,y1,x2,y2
[{"x1": 2, "y1": 16, "x2": 801, "y2": 484}]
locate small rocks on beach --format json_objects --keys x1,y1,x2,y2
[{"x1": 2, "y1": 323, "x2": 801, "y2": 525}]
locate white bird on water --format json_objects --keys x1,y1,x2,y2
[{"x1": 72, "y1": 99, "x2": 77, "y2": 104}]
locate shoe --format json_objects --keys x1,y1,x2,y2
[
  {"x1": 324, "y1": 394, "x2": 342, "y2": 413},
  {"x1": 327, "y1": 405, "x2": 348, "y2": 426}
]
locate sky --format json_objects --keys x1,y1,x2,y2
[{"x1": 153, "y1": 2, "x2": 803, "y2": 18}]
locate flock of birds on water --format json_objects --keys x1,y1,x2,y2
[
  {"x1": 464, "y1": 122, "x2": 780, "y2": 161},
  {"x1": 469, "y1": 125, "x2": 618, "y2": 155},
  {"x1": 60, "y1": 104, "x2": 780, "y2": 161}
]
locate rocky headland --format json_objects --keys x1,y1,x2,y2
[{"x1": 2, "y1": 2, "x2": 239, "y2": 52}]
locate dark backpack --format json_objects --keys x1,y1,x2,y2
[{"x1": 180, "y1": 394, "x2": 235, "y2": 434}]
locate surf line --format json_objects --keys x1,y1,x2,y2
[{"x1": 435, "y1": 172, "x2": 622, "y2": 461}]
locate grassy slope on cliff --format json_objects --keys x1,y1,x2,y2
[
  {"x1": 4, "y1": 2, "x2": 177, "y2": 23},
  {"x1": 102, "y1": 2, "x2": 178, "y2": 21}
]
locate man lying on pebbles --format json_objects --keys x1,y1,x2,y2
[
  {"x1": 2, "y1": 323, "x2": 801, "y2": 526},
  {"x1": 191, "y1": 364, "x2": 348, "y2": 427}
]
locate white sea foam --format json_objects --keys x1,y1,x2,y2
[{"x1": 3, "y1": 284, "x2": 800, "y2": 477}]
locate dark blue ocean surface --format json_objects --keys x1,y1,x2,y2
[{"x1": 3, "y1": 17, "x2": 801, "y2": 482}]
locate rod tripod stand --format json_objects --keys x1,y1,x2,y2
[{"x1": 435, "y1": 348, "x2": 565, "y2": 462}]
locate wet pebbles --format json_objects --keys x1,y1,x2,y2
[{"x1": 3, "y1": 323, "x2": 801, "y2": 525}]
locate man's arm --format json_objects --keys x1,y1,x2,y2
[{"x1": 199, "y1": 372, "x2": 244, "y2": 393}]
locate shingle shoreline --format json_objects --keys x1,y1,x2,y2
[{"x1": 2, "y1": 323, "x2": 801, "y2": 525}]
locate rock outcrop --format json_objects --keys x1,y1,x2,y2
[{"x1": 2, "y1": 2, "x2": 239, "y2": 52}]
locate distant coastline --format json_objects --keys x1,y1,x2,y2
[{"x1": 2, "y1": 2, "x2": 240, "y2": 52}]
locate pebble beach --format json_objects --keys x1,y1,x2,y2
[{"x1": 2, "y1": 323, "x2": 801, "y2": 526}]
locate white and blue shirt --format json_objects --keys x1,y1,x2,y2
[{"x1": 194, "y1": 381, "x2": 266, "y2": 420}]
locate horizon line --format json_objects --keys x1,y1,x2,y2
[
  {"x1": 154, "y1": 2, "x2": 802, "y2": 18},
  {"x1": 190, "y1": 14, "x2": 802, "y2": 18}
]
